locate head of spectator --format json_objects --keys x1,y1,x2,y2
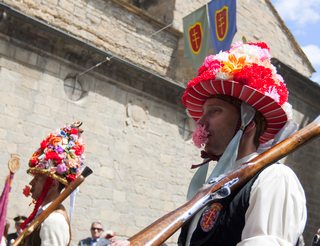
[
  {"x1": 90, "y1": 222, "x2": 104, "y2": 240},
  {"x1": 13, "y1": 216, "x2": 26, "y2": 234}
]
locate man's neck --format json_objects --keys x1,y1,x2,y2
[
  {"x1": 42, "y1": 191, "x2": 60, "y2": 207},
  {"x1": 237, "y1": 138, "x2": 257, "y2": 160}
]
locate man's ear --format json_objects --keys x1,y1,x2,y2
[
  {"x1": 244, "y1": 121, "x2": 256, "y2": 134},
  {"x1": 51, "y1": 179, "x2": 60, "y2": 190}
]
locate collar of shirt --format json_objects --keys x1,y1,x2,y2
[
  {"x1": 91, "y1": 238, "x2": 99, "y2": 246},
  {"x1": 35, "y1": 202, "x2": 52, "y2": 218}
]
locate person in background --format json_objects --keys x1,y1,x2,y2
[
  {"x1": 6, "y1": 216, "x2": 26, "y2": 246},
  {"x1": 78, "y1": 222, "x2": 111, "y2": 246}
]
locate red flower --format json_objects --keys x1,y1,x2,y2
[
  {"x1": 73, "y1": 144, "x2": 84, "y2": 156},
  {"x1": 66, "y1": 174, "x2": 77, "y2": 183},
  {"x1": 275, "y1": 81, "x2": 288, "y2": 105},
  {"x1": 233, "y1": 64, "x2": 288, "y2": 105},
  {"x1": 234, "y1": 64, "x2": 273, "y2": 93},
  {"x1": 40, "y1": 140, "x2": 47, "y2": 149},
  {"x1": 70, "y1": 128, "x2": 78, "y2": 135},
  {"x1": 29, "y1": 158, "x2": 38, "y2": 167},
  {"x1": 23, "y1": 185, "x2": 31, "y2": 197},
  {"x1": 247, "y1": 42, "x2": 270, "y2": 51},
  {"x1": 45, "y1": 151, "x2": 62, "y2": 164}
]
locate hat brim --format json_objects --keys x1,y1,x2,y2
[
  {"x1": 27, "y1": 167, "x2": 68, "y2": 186},
  {"x1": 184, "y1": 79, "x2": 287, "y2": 143}
]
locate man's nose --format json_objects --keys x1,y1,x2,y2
[{"x1": 198, "y1": 114, "x2": 208, "y2": 127}]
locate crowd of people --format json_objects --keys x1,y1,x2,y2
[{"x1": 0, "y1": 41, "x2": 317, "y2": 245}]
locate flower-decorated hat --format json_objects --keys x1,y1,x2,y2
[
  {"x1": 182, "y1": 41, "x2": 289, "y2": 143},
  {"x1": 27, "y1": 121, "x2": 85, "y2": 186}
]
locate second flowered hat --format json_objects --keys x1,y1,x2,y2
[
  {"x1": 182, "y1": 41, "x2": 289, "y2": 143},
  {"x1": 27, "y1": 121, "x2": 85, "y2": 186}
]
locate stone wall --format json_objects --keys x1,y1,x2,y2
[{"x1": 0, "y1": 35, "x2": 198, "y2": 244}]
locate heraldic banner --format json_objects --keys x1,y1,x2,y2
[
  {"x1": 183, "y1": 5, "x2": 212, "y2": 69},
  {"x1": 208, "y1": 0, "x2": 237, "y2": 53}
]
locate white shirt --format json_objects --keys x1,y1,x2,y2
[
  {"x1": 39, "y1": 203, "x2": 70, "y2": 246},
  {"x1": 238, "y1": 163, "x2": 307, "y2": 245}
]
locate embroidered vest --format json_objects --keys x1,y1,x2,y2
[{"x1": 178, "y1": 169, "x2": 262, "y2": 246}]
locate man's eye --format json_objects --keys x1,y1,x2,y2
[{"x1": 209, "y1": 108, "x2": 219, "y2": 114}]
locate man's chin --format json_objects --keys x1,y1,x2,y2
[
  {"x1": 204, "y1": 148, "x2": 222, "y2": 160},
  {"x1": 30, "y1": 194, "x2": 37, "y2": 200}
]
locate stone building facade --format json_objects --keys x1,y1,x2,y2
[{"x1": 0, "y1": 0, "x2": 319, "y2": 245}]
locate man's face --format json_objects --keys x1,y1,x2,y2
[
  {"x1": 90, "y1": 223, "x2": 104, "y2": 239},
  {"x1": 29, "y1": 174, "x2": 48, "y2": 200},
  {"x1": 199, "y1": 98, "x2": 239, "y2": 157}
]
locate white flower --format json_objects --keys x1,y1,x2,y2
[
  {"x1": 216, "y1": 72, "x2": 233, "y2": 80},
  {"x1": 265, "y1": 86, "x2": 280, "y2": 103}
]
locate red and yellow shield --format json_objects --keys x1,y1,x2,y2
[
  {"x1": 215, "y1": 6, "x2": 229, "y2": 41},
  {"x1": 188, "y1": 21, "x2": 203, "y2": 54},
  {"x1": 200, "y1": 203, "x2": 223, "y2": 232}
]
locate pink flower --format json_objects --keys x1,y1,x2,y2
[
  {"x1": 198, "y1": 56, "x2": 222, "y2": 76},
  {"x1": 56, "y1": 163, "x2": 67, "y2": 174},
  {"x1": 192, "y1": 124, "x2": 209, "y2": 148}
]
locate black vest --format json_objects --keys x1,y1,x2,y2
[{"x1": 178, "y1": 169, "x2": 262, "y2": 246}]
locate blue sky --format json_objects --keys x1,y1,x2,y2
[{"x1": 272, "y1": 0, "x2": 320, "y2": 84}]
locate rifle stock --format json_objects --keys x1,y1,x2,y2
[
  {"x1": 129, "y1": 115, "x2": 320, "y2": 246},
  {"x1": 12, "y1": 166, "x2": 93, "y2": 246}
]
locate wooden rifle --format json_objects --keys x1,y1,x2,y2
[
  {"x1": 12, "y1": 166, "x2": 93, "y2": 246},
  {"x1": 129, "y1": 116, "x2": 320, "y2": 246}
]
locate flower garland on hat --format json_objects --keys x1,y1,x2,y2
[
  {"x1": 27, "y1": 121, "x2": 85, "y2": 186},
  {"x1": 183, "y1": 42, "x2": 288, "y2": 107},
  {"x1": 182, "y1": 41, "x2": 290, "y2": 144}
]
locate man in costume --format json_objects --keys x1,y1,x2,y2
[
  {"x1": 19, "y1": 122, "x2": 85, "y2": 246},
  {"x1": 78, "y1": 222, "x2": 111, "y2": 246},
  {"x1": 110, "y1": 42, "x2": 307, "y2": 246},
  {"x1": 178, "y1": 41, "x2": 306, "y2": 245}
]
